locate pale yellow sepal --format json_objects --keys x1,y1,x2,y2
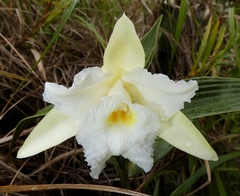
[
  {"x1": 17, "y1": 108, "x2": 79, "y2": 158},
  {"x1": 159, "y1": 111, "x2": 218, "y2": 161},
  {"x1": 102, "y1": 14, "x2": 145, "y2": 73}
]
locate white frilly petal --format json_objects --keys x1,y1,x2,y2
[
  {"x1": 77, "y1": 131, "x2": 112, "y2": 179},
  {"x1": 122, "y1": 139, "x2": 155, "y2": 173},
  {"x1": 123, "y1": 68, "x2": 198, "y2": 120},
  {"x1": 76, "y1": 83, "x2": 160, "y2": 178},
  {"x1": 159, "y1": 111, "x2": 218, "y2": 161},
  {"x1": 76, "y1": 97, "x2": 116, "y2": 178},
  {"x1": 105, "y1": 97, "x2": 160, "y2": 156},
  {"x1": 102, "y1": 14, "x2": 145, "y2": 73},
  {"x1": 17, "y1": 108, "x2": 79, "y2": 158},
  {"x1": 43, "y1": 67, "x2": 115, "y2": 120}
]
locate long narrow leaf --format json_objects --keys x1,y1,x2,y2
[
  {"x1": 201, "y1": 20, "x2": 220, "y2": 69},
  {"x1": 141, "y1": 15, "x2": 163, "y2": 69},
  {"x1": 43, "y1": 0, "x2": 72, "y2": 26},
  {"x1": 216, "y1": 23, "x2": 240, "y2": 63},
  {"x1": 183, "y1": 77, "x2": 240, "y2": 119},
  {"x1": 191, "y1": 17, "x2": 212, "y2": 74},
  {"x1": 228, "y1": 7, "x2": 240, "y2": 69},
  {"x1": 214, "y1": 169, "x2": 227, "y2": 196},
  {"x1": 74, "y1": 13, "x2": 106, "y2": 49},
  {"x1": 170, "y1": 0, "x2": 188, "y2": 63},
  {"x1": 205, "y1": 25, "x2": 226, "y2": 71},
  {"x1": 170, "y1": 151, "x2": 240, "y2": 196}
]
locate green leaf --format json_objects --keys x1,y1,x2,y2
[
  {"x1": 10, "y1": 105, "x2": 53, "y2": 153},
  {"x1": 214, "y1": 169, "x2": 227, "y2": 196},
  {"x1": 204, "y1": 24, "x2": 226, "y2": 73},
  {"x1": 228, "y1": 7, "x2": 240, "y2": 70},
  {"x1": 170, "y1": 151, "x2": 240, "y2": 196},
  {"x1": 153, "y1": 138, "x2": 173, "y2": 161},
  {"x1": 74, "y1": 14, "x2": 106, "y2": 49},
  {"x1": 170, "y1": 0, "x2": 188, "y2": 68},
  {"x1": 215, "y1": 22, "x2": 240, "y2": 72},
  {"x1": 43, "y1": 0, "x2": 72, "y2": 26},
  {"x1": 183, "y1": 77, "x2": 240, "y2": 119},
  {"x1": 141, "y1": 15, "x2": 163, "y2": 69},
  {"x1": 191, "y1": 17, "x2": 212, "y2": 73},
  {"x1": 201, "y1": 20, "x2": 220, "y2": 69}
]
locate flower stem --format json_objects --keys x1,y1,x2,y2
[{"x1": 113, "y1": 156, "x2": 131, "y2": 189}]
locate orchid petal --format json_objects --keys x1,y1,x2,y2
[
  {"x1": 123, "y1": 68, "x2": 198, "y2": 120},
  {"x1": 43, "y1": 67, "x2": 115, "y2": 120},
  {"x1": 122, "y1": 139, "x2": 155, "y2": 173},
  {"x1": 76, "y1": 81, "x2": 160, "y2": 178},
  {"x1": 17, "y1": 108, "x2": 79, "y2": 158},
  {"x1": 102, "y1": 14, "x2": 145, "y2": 73},
  {"x1": 107, "y1": 80, "x2": 132, "y2": 102},
  {"x1": 105, "y1": 97, "x2": 160, "y2": 156},
  {"x1": 159, "y1": 111, "x2": 218, "y2": 161},
  {"x1": 77, "y1": 128, "x2": 112, "y2": 179},
  {"x1": 76, "y1": 97, "x2": 114, "y2": 178}
]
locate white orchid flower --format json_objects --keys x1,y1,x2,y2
[{"x1": 17, "y1": 14, "x2": 218, "y2": 179}]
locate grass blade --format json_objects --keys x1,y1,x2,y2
[
  {"x1": 141, "y1": 15, "x2": 163, "y2": 69},
  {"x1": 200, "y1": 20, "x2": 220, "y2": 70},
  {"x1": 228, "y1": 7, "x2": 240, "y2": 70},
  {"x1": 190, "y1": 17, "x2": 212, "y2": 74},
  {"x1": 74, "y1": 13, "x2": 106, "y2": 49},
  {"x1": 169, "y1": 0, "x2": 188, "y2": 73},
  {"x1": 170, "y1": 151, "x2": 240, "y2": 196},
  {"x1": 213, "y1": 169, "x2": 227, "y2": 196}
]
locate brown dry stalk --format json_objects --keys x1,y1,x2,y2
[
  {"x1": 0, "y1": 33, "x2": 39, "y2": 79},
  {"x1": 28, "y1": 149, "x2": 84, "y2": 177},
  {"x1": 0, "y1": 184, "x2": 150, "y2": 196}
]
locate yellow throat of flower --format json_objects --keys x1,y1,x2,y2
[
  {"x1": 107, "y1": 106, "x2": 136, "y2": 126},
  {"x1": 106, "y1": 80, "x2": 136, "y2": 126}
]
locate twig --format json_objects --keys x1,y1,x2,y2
[{"x1": 0, "y1": 184, "x2": 150, "y2": 196}]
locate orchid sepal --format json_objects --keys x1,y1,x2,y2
[
  {"x1": 102, "y1": 14, "x2": 145, "y2": 74},
  {"x1": 17, "y1": 108, "x2": 79, "y2": 158},
  {"x1": 159, "y1": 111, "x2": 218, "y2": 161}
]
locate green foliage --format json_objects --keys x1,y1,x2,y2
[
  {"x1": 142, "y1": 15, "x2": 163, "y2": 69},
  {"x1": 42, "y1": 0, "x2": 72, "y2": 26},
  {"x1": 183, "y1": 77, "x2": 240, "y2": 119},
  {"x1": 169, "y1": 0, "x2": 188, "y2": 72},
  {"x1": 36, "y1": 0, "x2": 78, "y2": 67},
  {"x1": 73, "y1": 13, "x2": 106, "y2": 49},
  {"x1": 190, "y1": 7, "x2": 240, "y2": 77},
  {"x1": 171, "y1": 151, "x2": 240, "y2": 195}
]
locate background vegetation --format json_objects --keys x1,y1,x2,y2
[{"x1": 0, "y1": 0, "x2": 240, "y2": 195}]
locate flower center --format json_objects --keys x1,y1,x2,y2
[{"x1": 107, "y1": 107, "x2": 136, "y2": 126}]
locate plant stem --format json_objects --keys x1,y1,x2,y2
[{"x1": 114, "y1": 156, "x2": 131, "y2": 189}]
